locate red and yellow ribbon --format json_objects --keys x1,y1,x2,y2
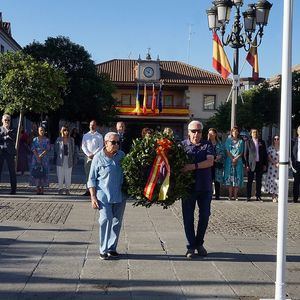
[{"x1": 144, "y1": 138, "x2": 172, "y2": 201}]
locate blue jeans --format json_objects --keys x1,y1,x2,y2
[
  {"x1": 181, "y1": 191, "x2": 212, "y2": 250},
  {"x1": 98, "y1": 200, "x2": 126, "y2": 255}
]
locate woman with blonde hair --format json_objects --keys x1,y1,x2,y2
[
  {"x1": 208, "y1": 128, "x2": 225, "y2": 200},
  {"x1": 54, "y1": 126, "x2": 75, "y2": 195}
]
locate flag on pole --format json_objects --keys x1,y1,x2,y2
[
  {"x1": 158, "y1": 84, "x2": 163, "y2": 113},
  {"x1": 246, "y1": 37, "x2": 259, "y2": 81},
  {"x1": 142, "y1": 84, "x2": 147, "y2": 115},
  {"x1": 134, "y1": 83, "x2": 141, "y2": 115},
  {"x1": 212, "y1": 32, "x2": 232, "y2": 79},
  {"x1": 151, "y1": 84, "x2": 156, "y2": 113}
]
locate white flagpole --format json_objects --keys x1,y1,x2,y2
[{"x1": 275, "y1": 0, "x2": 293, "y2": 299}]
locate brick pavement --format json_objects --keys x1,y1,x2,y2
[{"x1": 0, "y1": 161, "x2": 300, "y2": 299}]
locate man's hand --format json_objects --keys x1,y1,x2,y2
[
  {"x1": 91, "y1": 195, "x2": 99, "y2": 209},
  {"x1": 182, "y1": 164, "x2": 195, "y2": 172}
]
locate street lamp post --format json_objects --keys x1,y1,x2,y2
[{"x1": 206, "y1": 0, "x2": 272, "y2": 128}]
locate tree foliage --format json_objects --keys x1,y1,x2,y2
[
  {"x1": 23, "y1": 36, "x2": 116, "y2": 123},
  {"x1": 0, "y1": 51, "x2": 67, "y2": 114},
  {"x1": 205, "y1": 81, "x2": 280, "y2": 132}
]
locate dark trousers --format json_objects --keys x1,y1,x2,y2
[
  {"x1": 247, "y1": 164, "x2": 263, "y2": 198},
  {"x1": 292, "y1": 162, "x2": 300, "y2": 202},
  {"x1": 181, "y1": 191, "x2": 212, "y2": 250},
  {"x1": 0, "y1": 151, "x2": 17, "y2": 192},
  {"x1": 212, "y1": 166, "x2": 220, "y2": 199}
]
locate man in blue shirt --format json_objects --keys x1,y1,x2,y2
[
  {"x1": 182, "y1": 120, "x2": 214, "y2": 259},
  {"x1": 88, "y1": 132, "x2": 125, "y2": 260}
]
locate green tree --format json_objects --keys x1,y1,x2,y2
[
  {"x1": 23, "y1": 36, "x2": 116, "y2": 126},
  {"x1": 0, "y1": 51, "x2": 67, "y2": 159},
  {"x1": 205, "y1": 82, "x2": 280, "y2": 135}
]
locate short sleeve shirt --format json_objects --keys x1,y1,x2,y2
[
  {"x1": 87, "y1": 149, "x2": 125, "y2": 204},
  {"x1": 182, "y1": 139, "x2": 214, "y2": 192}
]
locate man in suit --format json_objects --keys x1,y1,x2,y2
[
  {"x1": 291, "y1": 125, "x2": 300, "y2": 203},
  {"x1": 116, "y1": 121, "x2": 131, "y2": 154},
  {"x1": 0, "y1": 114, "x2": 17, "y2": 194},
  {"x1": 244, "y1": 128, "x2": 268, "y2": 201}
]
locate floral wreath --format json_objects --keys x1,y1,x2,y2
[{"x1": 122, "y1": 132, "x2": 193, "y2": 208}]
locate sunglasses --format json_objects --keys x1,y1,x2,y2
[
  {"x1": 63, "y1": 129, "x2": 69, "y2": 132},
  {"x1": 189, "y1": 129, "x2": 202, "y2": 133},
  {"x1": 274, "y1": 138, "x2": 279, "y2": 141},
  {"x1": 3, "y1": 119, "x2": 10, "y2": 122},
  {"x1": 109, "y1": 140, "x2": 120, "y2": 145}
]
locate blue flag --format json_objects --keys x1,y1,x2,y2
[{"x1": 158, "y1": 85, "x2": 163, "y2": 113}]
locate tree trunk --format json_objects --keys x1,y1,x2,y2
[
  {"x1": 268, "y1": 124, "x2": 273, "y2": 146},
  {"x1": 15, "y1": 111, "x2": 24, "y2": 172}
]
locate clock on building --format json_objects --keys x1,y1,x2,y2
[{"x1": 143, "y1": 66, "x2": 154, "y2": 78}]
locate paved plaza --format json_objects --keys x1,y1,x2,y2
[{"x1": 0, "y1": 164, "x2": 300, "y2": 299}]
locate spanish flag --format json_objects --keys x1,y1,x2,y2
[
  {"x1": 246, "y1": 37, "x2": 259, "y2": 81},
  {"x1": 212, "y1": 32, "x2": 232, "y2": 79},
  {"x1": 142, "y1": 84, "x2": 147, "y2": 115},
  {"x1": 151, "y1": 84, "x2": 156, "y2": 113}
]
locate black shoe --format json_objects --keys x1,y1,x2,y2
[
  {"x1": 10, "y1": 190, "x2": 16, "y2": 195},
  {"x1": 256, "y1": 196, "x2": 262, "y2": 202},
  {"x1": 108, "y1": 251, "x2": 119, "y2": 258},
  {"x1": 99, "y1": 253, "x2": 108, "y2": 260},
  {"x1": 246, "y1": 198, "x2": 251, "y2": 202},
  {"x1": 185, "y1": 249, "x2": 195, "y2": 259},
  {"x1": 82, "y1": 191, "x2": 90, "y2": 196},
  {"x1": 196, "y1": 245, "x2": 208, "y2": 257}
]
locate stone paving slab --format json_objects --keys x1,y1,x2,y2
[{"x1": 0, "y1": 194, "x2": 300, "y2": 299}]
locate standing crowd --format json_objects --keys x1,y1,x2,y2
[{"x1": 1, "y1": 114, "x2": 298, "y2": 260}]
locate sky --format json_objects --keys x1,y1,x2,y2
[{"x1": 1, "y1": 0, "x2": 299, "y2": 79}]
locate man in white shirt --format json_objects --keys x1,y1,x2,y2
[{"x1": 81, "y1": 120, "x2": 103, "y2": 196}]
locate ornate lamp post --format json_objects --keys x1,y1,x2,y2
[{"x1": 206, "y1": 0, "x2": 272, "y2": 128}]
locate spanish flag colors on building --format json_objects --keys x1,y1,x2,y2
[
  {"x1": 246, "y1": 38, "x2": 259, "y2": 81},
  {"x1": 212, "y1": 32, "x2": 232, "y2": 79},
  {"x1": 142, "y1": 84, "x2": 147, "y2": 115}
]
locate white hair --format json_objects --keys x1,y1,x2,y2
[
  {"x1": 104, "y1": 132, "x2": 119, "y2": 141},
  {"x1": 2, "y1": 114, "x2": 10, "y2": 120},
  {"x1": 188, "y1": 120, "x2": 203, "y2": 130}
]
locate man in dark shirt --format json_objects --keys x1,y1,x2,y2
[
  {"x1": 116, "y1": 121, "x2": 131, "y2": 154},
  {"x1": 182, "y1": 120, "x2": 214, "y2": 259},
  {"x1": 0, "y1": 114, "x2": 17, "y2": 194}
]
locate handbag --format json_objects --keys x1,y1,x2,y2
[{"x1": 31, "y1": 163, "x2": 46, "y2": 178}]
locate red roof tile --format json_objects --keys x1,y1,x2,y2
[{"x1": 96, "y1": 59, "x2": 232, "y2": 86}]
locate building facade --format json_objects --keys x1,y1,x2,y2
[
  {"x1": 0, "y1": 13, "x2": 21, "y2": 53},
  {"x1": 97, "y1": 56, "x2": 232, "y2": 139}
]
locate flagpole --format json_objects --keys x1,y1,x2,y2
[
  {"x1": 231, "y1": 48, "x2": 239, "y2": 128},
  {"x1": 275, "y1": 0, "x2": 293, "y2": 299}
]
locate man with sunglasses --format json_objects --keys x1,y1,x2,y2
[
  {"x1": 0, "y1": 114, "x2": 17, "y2": 194},
  {"x1": 81, "y1": 120, "x2": 103, "y2": 196},
  {"x1": 182, "y1": 120, "x2": 214, "y2": 259},
  {"x1": 88, "y1": 132, "x2": 125, "y2": 260}
]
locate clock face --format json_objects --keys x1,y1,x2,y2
[{"x1": 143, "y1": 66, "x2": 154, "y2": 78}]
